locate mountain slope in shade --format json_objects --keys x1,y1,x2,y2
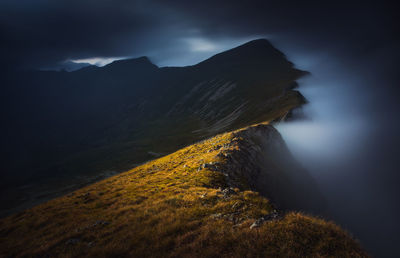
[
  {"x1": 0, "y1": 124, "x2": 366, "y2": 257},
  {"x1": 0, "y1": 39, "x2": 306, "y2": 216}
]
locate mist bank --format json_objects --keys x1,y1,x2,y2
[{"x1": 273, "y1": 39, "x2": 400, "y2": 257}]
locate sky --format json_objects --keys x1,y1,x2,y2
[
  {"x1": 1, "y1": 0, "x2": 400, "y2": 256},
  {"x1": 1, "y1": 0, "x2": 397, "y2": 70}
]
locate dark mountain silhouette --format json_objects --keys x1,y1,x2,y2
[{"x1": 0, "y1": 39, "x2": 308, "y2": 216}]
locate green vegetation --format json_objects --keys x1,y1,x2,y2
[{"x1": 0, "y1": 125, "x2": 367, "y2": 257}]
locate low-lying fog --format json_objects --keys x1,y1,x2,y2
[{"x1": 273, "y1": 40, "x2": 400, "y2": 257}]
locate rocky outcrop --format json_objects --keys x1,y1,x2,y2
[{"x1": 215, "y1": 124, "x2": 325, "y2": 212}]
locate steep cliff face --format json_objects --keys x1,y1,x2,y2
[
  {"x1": 0, "y1": 123, "x2": 366, "y2": 257},
  {"x1": 221, "y1": 124, "x2": 324, "y2": 212},
  {"x1": 195, "y1": 124, "x2": 324, "y2": 212}
]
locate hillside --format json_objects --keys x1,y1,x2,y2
[
  {"x1": 0, "y1": 124, "x2": 367, "y2": 257},
  {"x1": 0, "y1": 39, "x2": 306, "y2": 216}
]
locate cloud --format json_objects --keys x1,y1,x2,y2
[
  {"x1": 186, "y1": 38, "x2": 217, "y2": 52},
  {"x1": 70, "y1": 57, "x2": 124, "y2": 66},
  {"x1": 1, "y1": 0, "x2": 397, "y2": 70}
]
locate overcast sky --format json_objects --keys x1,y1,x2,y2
[{"x1": 1, "y1": 0, "x2": 398, "y2": 69}]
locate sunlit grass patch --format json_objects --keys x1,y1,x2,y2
[{"x1": 0, "y1": 124, "x2": 367, "y2": 257}]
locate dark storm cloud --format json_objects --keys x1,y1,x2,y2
[
  {"x1": 1, "y1": 0, "x2": 398, "y2": 69},
  {"x1": 0, "y1": 0, "x2": 194, "y2": 68},
  {"x1": 156, "y1": 0, "x2": 398, "y2": 56}
]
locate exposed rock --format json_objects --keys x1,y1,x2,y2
[
  {"x1": 216, "y1": 151, "x2": 229, "y2": 158},
  {"x1": 250, "y1": 211, "x2": 280, "y2": 229},
  {"x1": 232, "y1": 223, "x2": 244, "y2": 229},
  {"x1": 210, "y1": 213, "x2": 223, "y2": 219},
  {"x1": 221, "y1": 187, "x2": 237, "y2": 198},
  {"x1": 231, "y1": 202, "x2": 243, "y2": 210},
  {"x1": 250, "y1": 219, "x2": 263, "y2": 229},
  {"x1": 198, "y1": 162, "x2": 219, "y2": 171},
  {"x1": 215, "y1": 124, "x2": 325, "y2": 212}
]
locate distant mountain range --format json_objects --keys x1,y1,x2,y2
[
  {"x1": 0, "y1": 39, "x2": 307, "y2": 216},
  {"x1": 41, "y1": 61, "x2": 93, "y2": 72}
]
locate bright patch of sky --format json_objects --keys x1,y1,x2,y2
[
  {"x1": 185, "y1": 38, "x2": 218, "y2": 52},
  {"x1": 149, "y1": 36, "x2": 265, "y2": 67}
]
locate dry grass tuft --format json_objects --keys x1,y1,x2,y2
[{"x1": 0, "y1": 125, "x2": 367, "y2": 257}]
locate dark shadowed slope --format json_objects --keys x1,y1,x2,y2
[{"x1": 0, "y1": 39, "x2": 306, "y2": 216}]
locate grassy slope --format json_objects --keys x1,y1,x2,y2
[
  {"x1": 1, "y1": 39, "x2": 309, "y2": 218},
  {"x1": 0, "y1": 125, "x2": 367, "y2": 257}
]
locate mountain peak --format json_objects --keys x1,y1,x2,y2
[
  {"x1": 104, "y1": 56, "x2": 158, "y2": 70},
  {"x1": 238, "y1": 38, "x2": 275, "y2": 48},
  {"x1": 196, "y1": 38, "x2": 286, "y2": 68}
]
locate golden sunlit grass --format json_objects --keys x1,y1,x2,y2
[{"x1": 0, "y1": 125, "x2": 367, "y2": 257}]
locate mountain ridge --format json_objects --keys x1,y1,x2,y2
[
  {"x1": 0, "y1": 123, "x2": 367, "y2": 257},
  {"x1": 71, "y1": 39, "x2": 284, "y2": 72},
  {"x1": 0, "y1": 38, "x2": 368, "y2": 256},
  {"x1": 1, "y1": 39, "x2": 306, "y2": 217}
]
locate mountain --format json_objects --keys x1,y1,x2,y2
[
  {"x1": 0, "y1": 39, "x2": 307, "y2": 217},
  {"x1": 0, "y1": 124, "x2": 366, "y2": 257},
  {"x1": 59, "y1": 61, "x2": 94, "y2": 72},
  {"x1": 39, "y1": 61, "x2": 93, "y2": 72}
]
